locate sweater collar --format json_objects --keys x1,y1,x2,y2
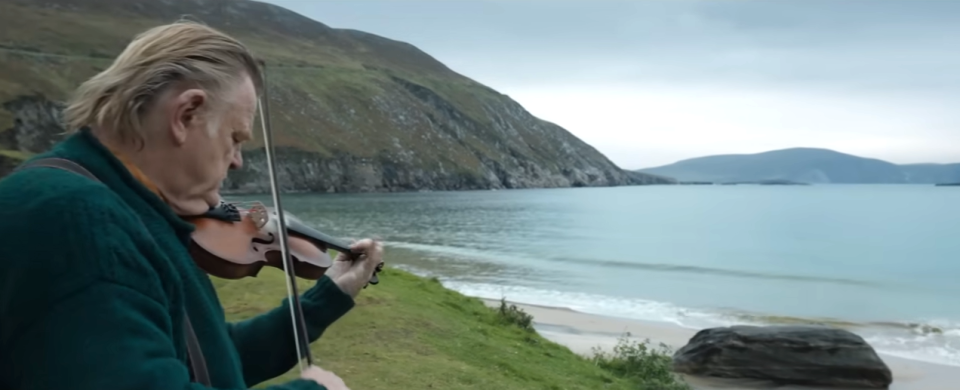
[
  {"x1": 101, "y1": 142, "x2": 168, "y2": 203},
  {"x1": 52, "y1": 128, "x2": 196, "y2": 239}
]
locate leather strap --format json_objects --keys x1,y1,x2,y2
[
  {"x1": 15, "y1": 157, "x2": 212, "y2": 386},
  {"x1": 182, "y1": 311, "x2": 211, "y2": 386},
  {"x1": 17, "y1": 157, "x2": 99, "y2": 182}
]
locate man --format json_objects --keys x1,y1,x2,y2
[{"x1": 0, "y1": 20, "x2": 381, "y2": 390}]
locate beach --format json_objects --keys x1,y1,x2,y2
[{"x1": 483, "y1": 299, "x2": 960, "y2": 390}]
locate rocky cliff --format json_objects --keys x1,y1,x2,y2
[{"x1": 0, "y1": 0, "x2": 670, "y2": 192}]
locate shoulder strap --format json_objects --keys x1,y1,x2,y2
[
  {"x1": 16, "y1": 157, "x2": 99, "y2": 181},
  {"x1": 182, "y1": 312, "x2": 211, "y2": 386},
  {"x1": 16, "y1": 157, "x2": 212, "y2": 387}
]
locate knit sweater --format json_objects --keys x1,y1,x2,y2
[{"x1": 0, "y1": 128, "x2": 355, "y2": 390}]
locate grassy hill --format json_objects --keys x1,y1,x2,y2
[
  {"x1": 213, "y1": 264, "x2": 689, "y2": 390},
  {"x1": 0, "y1": 0, "x2": 671, "y2": 191},
  {"x1": 637, "y1": 147, "x2": 960, "y2": 184}
]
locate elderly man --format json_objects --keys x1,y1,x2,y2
[{"x1": 0, "y1": 21, "x2": 380, "y2": 390}]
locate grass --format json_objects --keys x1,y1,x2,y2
[
  {"x1": 590, "y1": 335, "x2": 692, "y2": 390},
  {"x1": 211, "y1": 265, "x2": 690, "y2": 390},
  {"x1": 0, "y1": 149, "x2": 32, "y2": 160}
]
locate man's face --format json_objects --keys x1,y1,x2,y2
[{"x1": 163, "y1": 75, "x2": 257, "y2": 215}]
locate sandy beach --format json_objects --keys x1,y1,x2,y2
[{"x1": 482, "y1": 299, "x2": 960, "y2": 390}]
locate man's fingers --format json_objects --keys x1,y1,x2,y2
[
  {"x1": 347, "y1": 238, "x2": 365, "y2": 250},
  {"x1": 348, "y1": 238, "x2": 381, "y2": 252}
]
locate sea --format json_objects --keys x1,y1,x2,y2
[{"x1": 230, "y1": 184, "x2": 960, "y2": 367}]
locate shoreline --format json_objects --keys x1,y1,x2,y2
[
  {"x1": 389, "y1": 259, "x2": 960, "y2": 371},
  {"x1": 482, "y1": 298, "x2": 960, "y2": 390}
]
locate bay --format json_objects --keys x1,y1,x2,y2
[{"x1": 229, "y1": 184, "x2": 960, "y2": 366}]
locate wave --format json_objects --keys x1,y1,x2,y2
[
  {"x1": 387, "y1": 240, "x2": 889, "y2": 288},
  {"x1": 543, "y1": 256, "x2": 888, "y2": 288},
  {"x1": 394, "y1": 264, "x2": 960, "y2": 368}
]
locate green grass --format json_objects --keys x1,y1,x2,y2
[
  {"x1": 0, "y1": 149, "x2": 31, "y2": 160},
  {"x1": 211, "y1": 265, "x2": 690, "y2": 390},
  {"x1": 590, "y1": 335, "x2": 692, "y2": 390}
]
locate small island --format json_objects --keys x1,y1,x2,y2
[
  {"x1": 677, "y1": 179, "x2": 809, "y2": 186},
  {"x1": 935, "y1": 182, "x2": 960, "y2": 187},
  {"x1": 723, "y1": 179, "x2": 809, "y2": 186}
]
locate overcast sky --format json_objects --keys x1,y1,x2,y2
[{"x1": 260, "y1": 0, "x2": 959, "y2": 169}]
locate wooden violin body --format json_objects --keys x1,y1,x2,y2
[{"x1": 184, "y1": 200, "x2": 375, "y2": 282}]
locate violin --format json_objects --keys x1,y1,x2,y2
[{"x1": 184, "y1": 200, "x2": 383, "y2": 285}]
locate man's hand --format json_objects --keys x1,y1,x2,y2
[
  {"x1": 301, "y1": 365, "x2": 350, "y2": 390},
  {"x1": 325, "y1": 238, "x2": 384, "y2": 298}
]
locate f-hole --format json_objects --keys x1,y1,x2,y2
[{"x1": 252, "y1": 232, "x2": 276, "y2": 245}]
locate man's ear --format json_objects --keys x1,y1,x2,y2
[{"x1": 170, "y1": 88, "x2": 208, "y2": 145}]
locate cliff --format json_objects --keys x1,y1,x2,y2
[{"x1": 0, "y1": 0, "x2": 671, "y2": 192}]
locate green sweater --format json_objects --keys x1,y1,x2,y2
[{"x1": 0, "y1": 129, "x2": 355, "y2": 390}]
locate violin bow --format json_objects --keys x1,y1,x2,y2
[{"x1": 256, "y1": 59, "x2": 314, "y2": 371}]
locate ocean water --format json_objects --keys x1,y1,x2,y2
[{"x1": 230, "y1": 185, "x2": 960, "y2": 367}]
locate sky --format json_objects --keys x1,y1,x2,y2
[{"x1": 260, "y1": 0, "x2": 959, "y2": 169}]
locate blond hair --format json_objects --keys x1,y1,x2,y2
[{"x1": 63, "y1": 19, "x2": 262, "y2": 144}]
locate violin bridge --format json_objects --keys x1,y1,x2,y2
[{"x1": 248, "y1": 202, "x2": 269, "y2": 229}]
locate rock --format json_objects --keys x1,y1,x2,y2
[
  {"x1": 2, "y1": 94, "x2": 68, "y2": 154},
  {"x1": 672, "y1": 325, "x2": 893, "y2": 389}
]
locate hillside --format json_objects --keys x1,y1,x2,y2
[
  {"x1": 212, "y1": 266, "x2": 687, "y2": 390},
  {"x1": 637, "y1": 148, "x2": 960, "y2": 184},
  {"x1": 0, "y1": 0, "x2": 670, "y2": 192}
]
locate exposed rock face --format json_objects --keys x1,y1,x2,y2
[
  {"x1": 0, "y1": 93, "x2": 671, "y2": 191},
  {"x1": 221, "y1": 78, "x2": 667, "y2": 193},
  {"x1": 672, "y1": 325, "x2": 893, "y2": 389},
  {"x1": 2, "y1": 95, "x2": 66, "y2": 154}
]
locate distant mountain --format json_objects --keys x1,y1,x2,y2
[{"x1": 636, "y1": 148, "x2": 960, "y2": 184}]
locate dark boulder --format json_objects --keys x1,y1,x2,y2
[{"x1": 672, "y1": 325, "x2": 893, "y2": 389}]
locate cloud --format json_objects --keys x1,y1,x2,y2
[{"x1": 260, "y1": 0, "x2": 960, "y2": 167}]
